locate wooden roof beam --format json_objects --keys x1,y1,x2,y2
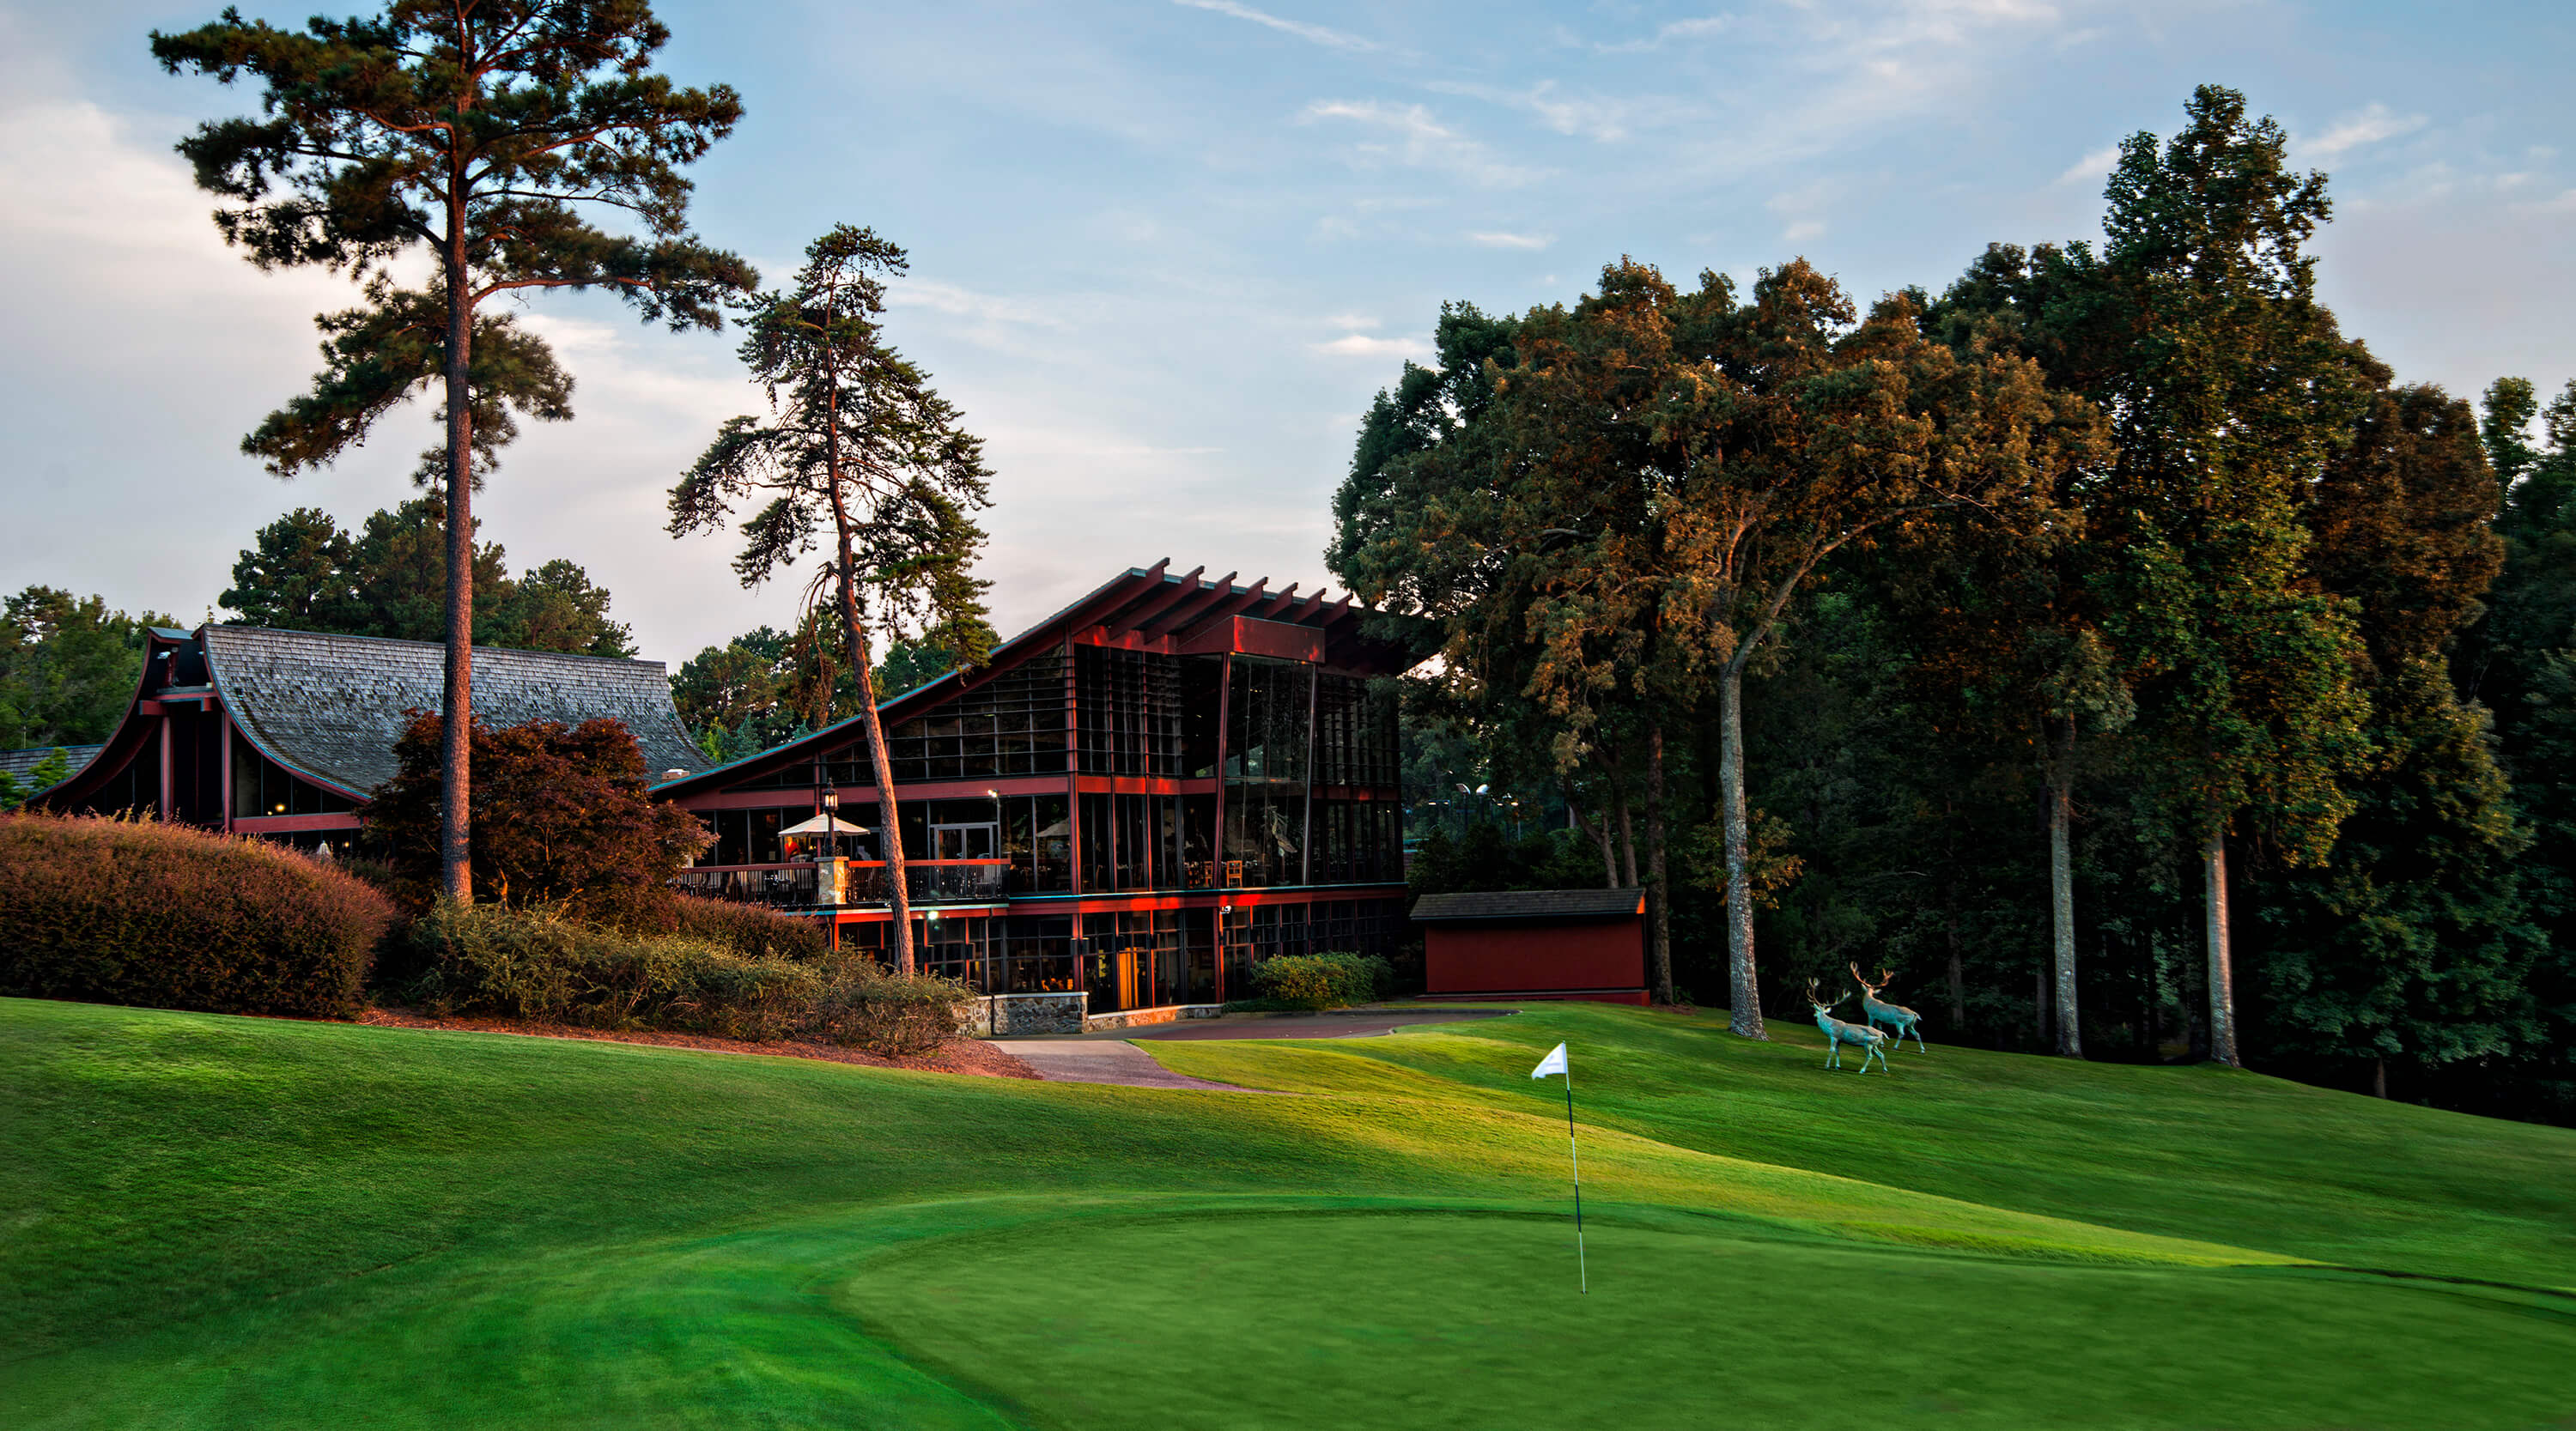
[
  {"x1": 1148, "y1": 574, "x2": 1261, "y2": 639},
  {"x1": 1249, "y1": 583, "x2": 1303, "y2": 621},
  {"x1": 1096, "y1": 563, "x2": 1206, "y2": 640}
]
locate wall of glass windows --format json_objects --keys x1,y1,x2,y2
[
  {"x1": 1224, "y1": 656, "x2": 1309, "y2": 780},
  {"x1": 1314, "y1": 673, "x2": 1400, "y2": 789},
  {"x1": 893, "y1": 652, "x2": 1070, "y2": 783},
  {"x1": 1075, "y1": 646, "x2": 1181, "y2": 775},
  {"x1": 1081, "y1": 907, "x2": 1212, "y2": 1012},
  {"x1": 1223, "y1": 784, "x2": 1305, "y2": 887},
  {"x1": 1076, "y1": 791, "x2": 1216, "y2": 892},
  {"x1": 1307, "y1": 797, "x2": 1404, "y2": 884}
]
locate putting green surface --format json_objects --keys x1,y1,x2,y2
[{"x1": 4, "y1": 997, "x2": 2573, "y2": 1428}]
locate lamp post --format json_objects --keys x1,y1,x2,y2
[
  {"x1": 986, "y1": 786, "x2": 1004, "y2": 1024},
  {"x1": 822, "y1": 783, "x2": 840, "y2": 953}
]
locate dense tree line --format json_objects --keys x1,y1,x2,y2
[
  {"x1": 1338, "y1": 85, "x2": 2573, "y2": 1123},
  {"x1": 672, "y1": 621, "x2": 990, "y2": 767},
  {"x1": 222, "y1": 499, "x2": 634, "y2": 657}
]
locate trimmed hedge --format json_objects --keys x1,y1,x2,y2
[
  {"x1": 403, "y1": 900, "x2": 969, "y2": 1054},
  {"x1": 1248, "y1": 951, "x2": 1394, "y2": 1010},
  {"x1": 0, "y1": 814, "x2": 394, "y2": 1019}
]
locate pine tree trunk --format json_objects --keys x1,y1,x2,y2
[
  {"x1": 840, "y1": 572, "x2": 913, "y2": 972},
  {"x1": 2050, "y1": 731, "x2": 2081, "y2": 1058},
  {"x1": 1719, "y1": 659, "x2": 1764, "y2": 1039},
  {"x1": 1647, "y1": 722, "x2": 1675, "y2": 1005},
  {"x1": 2203, "y1": 827, "x2": 2239, "y2": 1067},
  {"x1": 437, "y1": 178, "x2": 474, "y2": 903},
  {"x1": 2372, "y1": 1057, "x2": 2388, "y2": 1099},
  {"x1": 818, "y1": 276, "x2": 912, "y2": 973}
]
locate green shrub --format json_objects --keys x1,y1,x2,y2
[
  {"x1": 402, "y1": 900, "x2": 969, "y2": 1051},
  {"x1": 0, "y1": 813, "x2": 393, "y2": 1019},
  {"x1": 805, "y1": 964, "x2": 977, "y2": 1056},
  {"x1": 1249, "y1": 951, "x2": 1394, "y2": 1010},
  {"x1": 662, "y1": 894, "x2": 831, "y2": 962}
]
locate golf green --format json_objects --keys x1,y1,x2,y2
[{"x1": 5, "y1": 996, "x2": 2572, "y2": 1428}]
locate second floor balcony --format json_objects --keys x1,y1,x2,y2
[{"x1": 677, "y1": 857, "x2": 1009, "y2": 911}]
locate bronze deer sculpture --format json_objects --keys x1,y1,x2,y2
[
  {"x1": 1807, "y1": 980, "x2": 1890, "y2": 1074},
  {"x1": 1851, "y1": 964, "x2": 1927, "y2": 1052}
]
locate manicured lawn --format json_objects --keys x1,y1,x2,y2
[{"x1": 4, "y1": 996, "x2": 2571, "y2": 1428}]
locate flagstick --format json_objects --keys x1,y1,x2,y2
[{"x1": 1564, "y1": 1065, "x2": 1587, "y2": 1295}]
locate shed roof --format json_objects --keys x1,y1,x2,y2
[
  {"x1": 1410, "y1": 888, "x2": 1646, "y2": 923},
  {"x1": 0, "y1": 743, "x2": 103, "y2": 785},
  {"x1": 203, "y1": 626, "x2": 702, "y2": 797}
]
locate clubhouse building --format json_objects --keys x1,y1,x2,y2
[{"x1": 35, "y1": 563, "x2": 1431, "y2": 1030}]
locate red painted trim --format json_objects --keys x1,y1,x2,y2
[{"x1": 231, "y1": 812, "x2": 365, "y2": 834}]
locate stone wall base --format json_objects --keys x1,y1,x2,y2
[
  {"x1": 1080, "y1": 1003, "x2": 1226, "y2": 1033},
  {"x1": 968, "y1": 991, "x2": 1087, "y2": 1037}
]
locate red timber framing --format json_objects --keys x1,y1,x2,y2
[
  {"x1": 31, "y1": 626, "x2": 371, "y2": 852},
  {"x1": 658, "y1": 562, "x2": 1435, "y2": 1016}
]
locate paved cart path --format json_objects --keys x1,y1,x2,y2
[{"x1": 989, "y1": 1007, "x2": 1516, "y2": 1089}]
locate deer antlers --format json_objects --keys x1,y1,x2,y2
[{"x1": 1850, "y1": 962, "x2": 1893, "y2": 991}]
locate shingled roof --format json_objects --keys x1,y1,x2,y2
[
  {"x1": 204, "y1": 626, "x2": 702, "y2": 797},
  {"x1": 1409, "y1": 888, "x2": 1647, "y2": 923},
  {"x1": 0, "y1": 744, "x2": 103, "y2": 785}
]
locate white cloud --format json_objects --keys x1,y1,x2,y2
[
  {"x1": 1467, "y1": 231, "x2": 1553, "y2": 250},
  {"x1": 1299, "y1": 100, "x2": 1541, "y2": 188},
  {"x1": 1595, "y1": 15, "x2": 1736, "y2": 54},
  {"x1": 1431, "y1": 79, "x2": 1692, "y2": 145},
  {"x1": 1783, "y1": 220, "x2": 1826, "y2": 242},
  {"x1": 2530, "y1": 189, "x2": 2576, "y2": 215},
  {"x1": 2298, "y1": 102, "x2": 2429, "y2": 161},
  {"x1": 1313, "y1": 333, "x2": 1431, "y2": 360},
  {"x1": 1325, "y1": 312, "x2": 1381, "y2": 329},
  {"x1": 1171, "y1": 0, "x2": 1375, "y2": 52},
  {"x1": 2056, "y1": 143, "x2": 2122, "y2": 186}
]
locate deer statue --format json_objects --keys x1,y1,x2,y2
[
  {"x1": 1807, "y1": 980, "x2": 1890, "y2": 1074},
  {"x1": 1851, "y1": 964, "x2": 1928, "y2": 1053}
]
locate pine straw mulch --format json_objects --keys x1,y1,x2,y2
[{"x1": 357, "y1": 1006, "x2": 1042, "y2": 1080}]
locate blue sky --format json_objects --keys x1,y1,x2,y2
[{"x1": 2, "y1": 1, "x2": 2568, "y2": 665}]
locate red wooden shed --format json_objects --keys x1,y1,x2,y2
[{"x1": 1411, "y1": 888, "x2": 1649, "y2": 1005}]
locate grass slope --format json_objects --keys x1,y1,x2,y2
[{"x1": 4, "y1": 996, "x2": 2572, "y2": 1429}]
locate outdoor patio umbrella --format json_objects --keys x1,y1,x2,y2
[{"x1": 777, "y1": 813, "x2": 876, "y2": 838}]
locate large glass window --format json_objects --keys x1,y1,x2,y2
[
  {"x1": 1308, "y1": 797, "x2": 1402, "y2": 884},
  {"x1": 1075, "y1": 646, "x2": 1182, "y2": 775},
  {"x1": 1083, "y1": 909, "x2": 1187, "y2": 1012},
  {"x1": 1003, "y1": 794, "x2": 1072, "y2": 893},
  {"x1": 892, "y1": 653, "x2": 1070, "y2": 783},
  {"x1": 1004, "y1": 913, "x2": 1078, "y2": 992},
  {"x1": 700, "y1": 806, "x2": 797, "y2": 865},
  {"x1": 1315, "y1": 674, "x2": 1400, "y2": 789},
  {"x1": 1224, "y1": 785, "x2": 1305, "y2": 887},
  {"x1": 1224, "y1": 658, "x2": 1310, "y2": 780},
  {"x1": 229, "y1": 738, "x2": 355, "y2": 818}
]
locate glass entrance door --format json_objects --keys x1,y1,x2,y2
[{"x1": 933, "y1": 823, "x2": 998, "y2": 860}]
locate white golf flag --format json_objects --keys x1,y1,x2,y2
[{"x1": 1530, "y1": 1043, "x2": 1568, "y2": 1080}]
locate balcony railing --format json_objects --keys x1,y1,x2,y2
[{"x1": 677, "y1": 858, "x2": 1009, "y2": 910}]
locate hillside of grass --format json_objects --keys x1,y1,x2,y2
[{"x1": 4, "y1": 995, "x2": 2572, "y2": 1429}]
